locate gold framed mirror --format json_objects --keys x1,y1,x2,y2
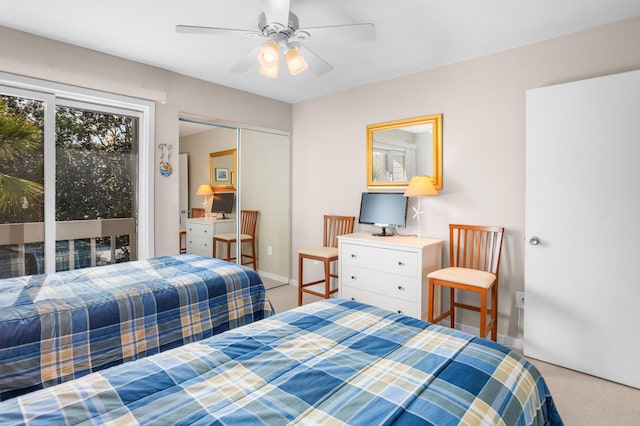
[
  {"x1": 367, "y1": 114, "x2": 442, "y2": 190},
  {"x1": 209, "y1": 148, "x2": 236, "y2": 191}
]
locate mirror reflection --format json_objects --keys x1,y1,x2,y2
[
  {"x1": 210, "y1": 149, "x2": 236, "y2": 191},
  {"x1": 367, "y1": 114, "x2": 442, "y2": 190}
]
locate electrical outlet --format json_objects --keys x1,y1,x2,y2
[
  {"x1": 267, "y1": 245, "x2": 273, "y2": 256},
  {"x1": 516, "y1": 291, "x2": 525, "y2": 309}
]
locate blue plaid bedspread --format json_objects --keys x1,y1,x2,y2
[
  {"x1": 0, "y1": 254, "x2": 273, "y2": 401},
  {"x1": 0, "y1": 299, "x2": 562, "y2": 425}
]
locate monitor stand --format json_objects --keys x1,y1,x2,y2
[{"x1": 372, "y1": 226, "x2": 393, "y2": 237}]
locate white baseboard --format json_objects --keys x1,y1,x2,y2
[
  {"x1": 455, "y1": 323, "x2": 523, "y2": 350},
  {"x1": 257, "y1": 270, "x2": 289, "y2": 284}
]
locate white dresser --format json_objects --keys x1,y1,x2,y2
[
  {"x1": 186, "y1": 217, "x2": 235, "y2": 257},
  {"x1": 338, "y1": 232, "x2": 442, "y2": 320}
]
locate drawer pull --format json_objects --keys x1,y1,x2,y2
[
  {"x1": 350, "y1": 254, "x2": 357, "y2": 258},
  {"x1": 351, "y1": 276, "x2": 357, "y2": 280},
  {"x1": 397, "y1": 310, "x2": 403, "y2": 314},
  {"x1": 350, "y1": 297, "x2": 356, "y2": 301},
  {"x1": 397, "y1": 261, "x2": 405, "y2": 266},
  {"x1": 397, "y1": 285, "x2": 404, "y2": 291}
]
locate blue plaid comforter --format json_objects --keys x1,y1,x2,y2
[
  {"x1": 0, "y1": 299, "x2": 562, "y2": 425},
  {"x1": 0, "y1": 254, "x2": 273, "y2": 401}
]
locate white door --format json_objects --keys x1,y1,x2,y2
[
  {"x1": 524, "y1": 70, "x2": 640, "y2": 389},
  {"x1": 179, "y1": 153, "x2": 188, "y2": 228}
]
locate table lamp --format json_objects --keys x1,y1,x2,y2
[
  {"x1": 196, "y1": 184, "x2": 214, "y2": 209},
  {"x1": 403, "y1": 176, "x2": 438, "y2": 238}
]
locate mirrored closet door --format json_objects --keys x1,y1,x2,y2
[{"x1": 178, "y1": 118, "x2": 291, "y2": 285}]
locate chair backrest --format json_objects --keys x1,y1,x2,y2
[
  {"x1": 449, "y1": 224, "x2": 504, "y2": 274},
  {"x1": 191, "y1": 207, "x2": 205, "y2": 218},
  {"x1": 323, "y1": 215, "x2": 355, "y2": 248},
  {"x1": 240, "y1": 210, "x2": 259, "y2": 237}
]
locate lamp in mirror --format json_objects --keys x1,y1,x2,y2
[
  {"x1": 196, "y1": 184, "x2": 214, "y2": 210},
  {"x1": 403, "y1": 176, "x2": 438, "y2": 238}
]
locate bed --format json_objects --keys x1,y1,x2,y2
[
  {"x1": 0, "y1": 254, "x2": 273, "y2": 401},
  {"x1": 0, "y1": 299, "x2": 562, "y2": 425}
]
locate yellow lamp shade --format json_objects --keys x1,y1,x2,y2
[
  {"x1": 196, "y1": 184, "x2": 213, "y2": 196},
  {"x1": 404, "y1": 176, "x2": 438, "y2": 197}
]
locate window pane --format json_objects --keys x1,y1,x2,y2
[
  {"x1": 0, "y1": 94, "x2": 45, "y2": 278},
  {"x1": 54, "y1": 105, "x2": 138, "y2": 271},
  {"x1": 55, "y1": 106, "x2": 136, "y2": 221}
]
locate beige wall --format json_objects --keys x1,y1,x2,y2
[
  {"x1": 0, "y1": 26, "x2": 292, "y2": 258},
  {"x1": 291, "y1": 16, "x2": 640, "y2": 341}
]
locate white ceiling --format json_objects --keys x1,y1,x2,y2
[{"x1": 2, "y1": 1, "x2": 639, "y2": 104}]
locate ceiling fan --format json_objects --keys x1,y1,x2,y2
[{"x1": 176, "y1": 0, "x2": 375, "y2": 78}]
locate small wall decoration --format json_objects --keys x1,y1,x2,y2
[
  {"x1": 216, "y1": 168, "x2": 229, "y2": 182},
  {"x1": 158, "y1": 143, "x2": 173, "y2": 177}
]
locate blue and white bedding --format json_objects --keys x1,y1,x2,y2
[
  {"x1": 0, "y1": 254, "x2": 273, "y2": 401},
  {"x1": 0, "y1": 299, "x2": 562, "y2": 425}
]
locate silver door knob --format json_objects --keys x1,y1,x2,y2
[{"x1": 529, "y1": 237, "x2": 540, "y2": 245}]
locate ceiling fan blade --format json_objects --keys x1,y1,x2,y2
[
  {"x1": 299, "y1": 45, "x2": 334, "y2": 76},
  {"x1": 229, "y1": 45, "x2": 264, "y2": 73},
  {"x1": 263, "y1": 0, "x2": 290, "y2": 27},
  {"x1": 176, "y1": 25, "x2": 261, "y2": 37},
  {"x1": 297, "y1": 23, "x2": 376, "y2": 42}
]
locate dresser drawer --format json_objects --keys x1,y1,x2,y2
[
  {"x1": 187, "y1": 235, "x2": 212, "y2": 253},
  {"x1": 187, "y1": 222, "x2": 213, "y2": 237},
  {"x1": 342, "y1": 265, "x2": 418, "y2": 302},
  {"x1": 341, "y1": 243, "x2": 418, "y2": 277},
  {"x1": 341, "y1": 286, "x2": 418, "y2": 318}
]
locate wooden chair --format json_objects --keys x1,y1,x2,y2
[
  {"x1": 212, "y1": 210, "x2": 259, "y2": 270},
  {"x1": 190, "y1": 208, "x2": 205, "y2": 218},
  {"x1": 180, "y1": 208, "x2": 206, "y2": 254},
  {"x1": 179, "y1": 228, "x2": 187, "y2": 254},
  {"x1": 298, "y1": 215, "x2": 355, "y2": 306},
  {"x1": 427, "y1": 224, "x2": 504, "y2": 341}
]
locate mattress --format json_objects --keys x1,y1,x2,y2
[
  {"x1": 0, "y1": 254, "x2": 273, "y2": 401},
  {"x1": 0, "y1": 299, "x2": 562, "y2": 425}
]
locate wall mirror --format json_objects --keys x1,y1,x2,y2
[
  {"x1": 210, "y1": 148, "x2": 236, "y2": 191},
  {"x1": 367, "y1": 114, "x2": 442, "y2": 190}
]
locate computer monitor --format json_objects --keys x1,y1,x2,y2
[
  {"x1": 210, "y1": 192, "x2": 234, "y2": 218},
  {"x1": 358, "y1": 192, "x2": 408, "y2": 236}
]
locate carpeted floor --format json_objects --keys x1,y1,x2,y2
[{"x1": 264, "y1": 282, "x2": 640, "y2": 425}]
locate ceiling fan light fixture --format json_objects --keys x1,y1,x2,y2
[
  {"x1": 285, "y1": 47, "x2": 308, "y2": 76},
  {"x1": 258, "y1": 40, "x2": 279, "y2": 65},
  {"x1": 259, "y1": 61, "x2": 279, "y2": 78}
]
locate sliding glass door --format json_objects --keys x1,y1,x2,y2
[{"x1": 0, "y1": 85, "x2": 141, "y2": 278}]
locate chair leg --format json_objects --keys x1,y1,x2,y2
[
  {"x1": 449, "y1": 288, "x2": 456, "y2": 328},
  {"x1": 491, "y1": 285, "x2": 498, "y2": 341},
  {"x1": 324, "y1": 259, "x2": 331, "y2": 298},
  {"x1": 251, "y1": 239, "x2": 257, "y2": 270},
  {"x1": 427, "y1": 278, "x2": 435, "y2": 323},
  {"x1": 298, "y1": 255, "x2": 303, "y2": 306},
  {"x1": 480, "y1": 288, "x2": 488, "y2": 339}
]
